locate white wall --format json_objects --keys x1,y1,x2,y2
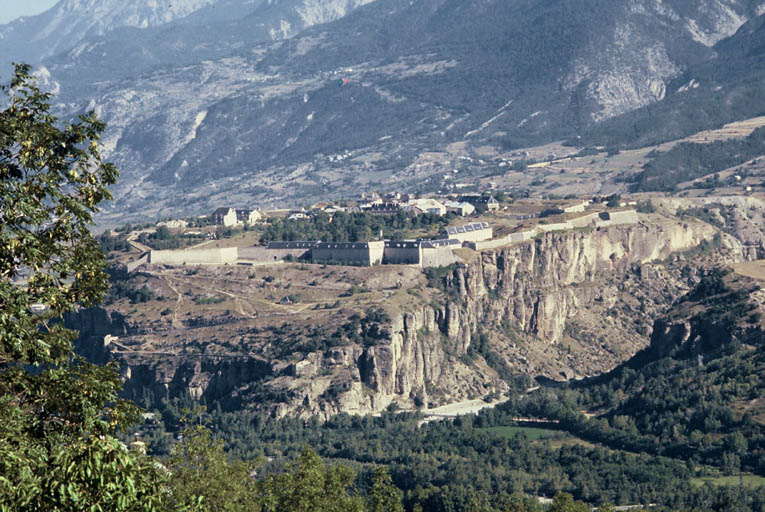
[{"x1": 148, "y1": 247, "x2": 238, "y2": 265}]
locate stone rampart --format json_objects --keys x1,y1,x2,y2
[
  {"x1": 538, "y1": 222, "x2": 573, "y2": 232},
  {"x1": 312, "y1": 241, "x2": 385, "y2": 266},
  {"x1": 148, "y1": 247, "x2": 238, "y2": 265},
  {"x1": 383, "y1": 241, "x2": 421, "y2": 265},
  {"x1": 594, "y1": 209, "x2": 638, "y2": 227},
  {"x1": 239, "y1": 246, "x2": 312, "y2": 261},
  {"x1": 421, "y1": 246, "x2": 458, "y2": 268},
  {"x1": 568, "y1": 212, "x2": 599, "y2": 228}
]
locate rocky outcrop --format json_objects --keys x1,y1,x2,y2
[
  {"x1": 72, "y1": 217, "x2": 743, "y2": 418},
  {"x1": 443, "y1": 219, "x2": 736, "y2": 344},
  {"x1": 348, "y1": 218, "x2": 740, "y2": 414}
]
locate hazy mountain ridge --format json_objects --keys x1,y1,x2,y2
[
  {"x1": 0, "y1": 0, "x2": 219, "y2": 69},
  {"x1": 0, "y1": 0, "x2": 374, "y2": 77}
]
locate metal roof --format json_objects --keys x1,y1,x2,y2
[{"x1": 445, "y1": 222, "x2": 490, "y2": 235}]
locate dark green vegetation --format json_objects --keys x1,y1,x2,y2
[
  {"x1": 578, "y1": 13, "x2": 765, "y2": 150},
  {"x1": 631, "y1": 127, "x2": 765, "y2": 191},
  {"x1": 259, "y1": 210, "x2": 452, "y2": 243},
  {"x1": 0, "y1": 64, "x2": 165, "y2": 510},
  {"x1": 136, "y1": 394, "x2": 763, "y2": 512},
  {"x1": 126, "y1": 267, "x2": 765, "y2": 511},
  {"x1": 137, "y1": 225, "x2": 205, "y2": 250},
  {"x1": 498, "y1": 269, "x2": 765, "y2": 476}
]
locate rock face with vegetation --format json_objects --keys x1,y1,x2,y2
[{"x1": 72, "y1": 214, "x2": 746, "y2": 419}]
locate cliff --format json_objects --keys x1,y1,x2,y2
[{"x1": 72, "y1": 217, "x2": 742, "y2": 419}]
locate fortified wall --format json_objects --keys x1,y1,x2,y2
[
  {"x1": 312, "y1": 241, "x2": 385, "y2": 266},
  {"x1": 148, "y1": 247, "x2": 238, "y2": 265},
  {"x1": 239, "y1": 241, "x2": 317, "y2": 261}
]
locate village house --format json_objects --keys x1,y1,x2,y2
[
  {"x1": 444, "y1": 200, "x2": 476, "y2": 216},
  {"x1": 459, "y1": 195, "x2": 499, "y2": 211},
  {"x1": 211, "y1": 207, "x2": 238, "y2": 227},
  {"x1": 236, "y1": 208, "x2": 262, "y2": 225},
  {"x1": 408, "y1": 198, "x2": 447, "y2": 216}
]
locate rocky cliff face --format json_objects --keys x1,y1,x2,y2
[
  {"x1": 354, "y1": 219, "x2": 741, "y2": 411},
  {"x1": 447, "y1": 219, "x2": 737, "y2": 343},
  {"x1": 72, "y1": 217, "x2": 742, "y2": 419}
]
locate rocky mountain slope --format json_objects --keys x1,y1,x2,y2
[
  {"x1": 8, "y1": 0, "x2": 761, "y2": 223},
  {"x1": 579, "y1": 10, "x2": 765, "y2": 148},
  {"x1": 0, "y1": 0, "x2": 217, "y2": 69},
  {"x1": 70, "y1": 207, "x2": 756, "y2": 419}
]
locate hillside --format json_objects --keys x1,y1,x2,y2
[
  {"x1": 578, "y1": 12, "x2": 765, "y2": 149},
  {"x1": 71, "y1": 199, "x2": 755, "y2": 420},
  {"x1": 16, "y1": 0, "x2": 763, "y2": 223},
  {"x1": 69, "y1": 200, "x2": 765, "y2": 510}
]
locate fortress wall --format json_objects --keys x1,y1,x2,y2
[
  {"x1": 383, "y1": 245, "x2": 421, "y2": 265},
  {"x1": 148, "y1": 247, "x2": 238, "y2": 265},
  {"x1": 467, "y1": 235, "x2": 512, "y2": 251},
  {"x1": 312, "y1": 241, "x2": 385, "y2": 266},
  {"x1": 238, "y1": 246, "x2": 311, "y2": 261},
  {"x1": 369, "y1": 241, "x2": 385, "y2": 265},
  {"x1": 595, "y1": 209, "x2": 638, "y2": 227},
  {"x1": 607, "y1": 209, "x2": 639, "y2": 224},
  {"x1": 421, "y1": 247, "x2": 458, "y2": 268},
  {"x1": 568, "y1": 212, "x2": 599, "y2": 228},
  {"x1": 509, "y1": 230, "x2": 537, "y2": 243},
  {"x1": 127, "y1": 254, "x2": 149, "y2": 273},
  {"x1": 538, "y1": 222, "x2": 573, "y2": 232},
  {"x1": 451, "y1": 228, "x2": 493, "y2": 243}
]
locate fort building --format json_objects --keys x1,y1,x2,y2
[
  {"x1": 239, "y1": 241, "x2": 317, "y2": 261},
  {"x1": 444, "y1": 222, "x2": 493, "y2": 243},
  {"x1": 312, "y1": 241, "x2": 385, "y2": 266}
]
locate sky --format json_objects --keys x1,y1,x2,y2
[{"x1": 0, "y1": 0, "x2": 58, "y2": 24}]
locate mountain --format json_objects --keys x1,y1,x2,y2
[
  {"x1": 577, "y1": 11, "x2": 765, "y2": 149},
  {"x1": 11, "y1": 0, "x2": 765, "y2": 222},
  {"x1": 0, "y1": 0, "x2": 374, "y2": 76},
  {"x1": 0, "y1": 0, "x2": 219, "y2": 69}
]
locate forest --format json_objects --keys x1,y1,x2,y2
[
  {"x1": 631, "y1": 127, "x2": 765, "y2": 192},
  {"x1": 123, "y1": 269, "x2": 765, "y2": 511},
  {"x1": 259, "y1": 210, "x2": 454, "y2": 243}
]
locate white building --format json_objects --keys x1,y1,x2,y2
[
  {"x1": 211, "y1": 207, "x2": 238, "y2": 227},
  {"x1": 236, "y1": 209, "x2": 262, "y2": 225},
  {"x1": 444, "y1": 222, "x2": 493, "y2": 243},
  {"x1": 408, "y1": 198, "x2": 447, "y2": 216},
  {"x1": 444, "y1": 201, "x2": 475, "y2": 216}
]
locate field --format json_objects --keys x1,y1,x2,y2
[
  {"x1": 478, "y1": 425, "x2": 564, "y2": 441},
  {"x1": 691, "y1": 474, "x2": 765, "y2": 489},
  {"x1": 732, "y1": 260, "x2": 765, "y2": 280}
]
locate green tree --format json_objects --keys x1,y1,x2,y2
[
  {"x1": 548, "y1": 492, "x2": 589, "y2": 512},
  {"x1": 0, "y1": 64, "x2": 166, "y2": 510},
  {"x1": 367, "y1": 466, "x2": 404, "y2": 512},
  {"x1": 167, "y1": 424, "x2": 258, "y2": 512},
  {"x1": 259, "y1": 447, "x2": 363, "y2": 512}
]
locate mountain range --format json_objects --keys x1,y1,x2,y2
[{"x1": 2, "y1": 0, "x2": 765, "y2": 222}]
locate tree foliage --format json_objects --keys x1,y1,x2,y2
[
  {"x1": 0, "y1": 63, "x2": 166, "y2": 511},
  {"x1": 167, "y1": 423, "x2": 258, "y2": 512}
]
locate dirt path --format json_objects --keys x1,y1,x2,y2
[{"x1": 162, "y1": 275, "x2": 186, "y2": 329}]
